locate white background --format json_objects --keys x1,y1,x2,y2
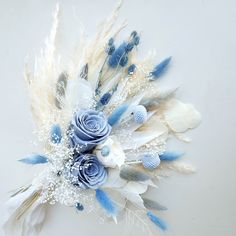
[{"x1": 0, "y1": 0, "x2": 236, "y2": 235}]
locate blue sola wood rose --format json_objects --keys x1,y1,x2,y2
[
  {"x1": 64, "y1": 154, "x2": 107, "y2": 189},
  {"x1": 67, "y1": 109, "x2": 111, "y2": 153}
]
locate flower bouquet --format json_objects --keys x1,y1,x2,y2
[{"x1": 3, "y1": 2, "x2": 201, "y2": 235}]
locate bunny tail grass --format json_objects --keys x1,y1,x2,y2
[
  {"x1": 95, "y1": 189, "x2": 117, "y2": 218},
  {"x1": 159, "y1": 151, "x2": 184, "y2": 161},
  {"x1": 147, "y1": 211, "x2": 167, "y2": 230}
]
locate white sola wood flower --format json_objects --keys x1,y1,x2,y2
[
  {"x1": 95, "y1": 137, "x2": 126, "y2": 168},
  {"x1": 163, "y1": 99, "x2": 201, "y2": 133}
]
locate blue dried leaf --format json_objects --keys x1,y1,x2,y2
[
  {"x1": 149, "y1": 57, "x2": 171, "y2": 80},
  {"x1": 108, "y1": 103, "x2": 129, "y2": 126},
  {"x1": 55, "y1": 72, "x2": 67, "y2": 109},
  {"x1": 147, "y1": 211, "x2": 167, "y2": 230},
  {"x1": 18, "y1": 154, "x2": 48, "y2": 165},
  {"x1": 95, "y1": 189, "x2": 117, "y2": 216},
  {"x1": 80, "y1": 64, "x2": 88, "y2": 80},
  {"x1": 51, "y1": 124, "x2": 62, "y2": 144},
  {"x1": 159, "y1": 151, "x2": 183, "y2": 161}
]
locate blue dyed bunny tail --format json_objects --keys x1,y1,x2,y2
[
  {"x1": 108, "y1": 103, "x2": 129, "y2": 126},
  {"x1": 147, "y1": 211, "x2": 167, "y2": 230},
  {"x1": 149, "y1": 57, "x2": 172, "y2": 80},
  {"x1": 95, "y1": 189, "x2": 117, "y2": 217},
  {"x1": 159, "y1": 151, "x2": 184, "y2": 161}
]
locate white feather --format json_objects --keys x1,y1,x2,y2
[
  {"x1": 24, "y1": 4, "x2": 61, "y2": 129},
  {"x1": 120, "y1": 117, "x2": 168, "y2": 150},
  {"x1": 21, "y1": 201, "x2": 46, "y2": 236},
  {"x1": 122, "y1": 182, "x2": 148, "y2": 195},
  {"x1": 65, "y1": 78, "x2": 94, "y2": 114},
  {"x1": 117, "y1": 182, "x2": 147, "y2": 209},
  {"x1": 102, "y1": 168, "x2": 127, "y2": 189},
  {"x1": 2, "y1": 185, "x2": 46, "y2": 236},
  {"x1": 104, "y1": 77, "x2": 130, "y2": 115},
  {"x1": 99, "y1": 73, "x2": 121, "y2": 95}
]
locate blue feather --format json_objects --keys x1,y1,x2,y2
[
  {"x1": 149, "y1": 57, "x2": 171, "y2": 80},
  {"x1": 159, "y1": 151, "x2": 183, "y2": 161},
  {"x1": 51, "y1": 124, "x2": 62, "y2": 144},
  {"x1": 108, "y1": 42, "x2": 127, "y2": 68},
  {"x1": 18, "y1": 154, "x2": 48, "y2": 164},
  {"x1": 147, "y1": 211, "x2": 167, "y2": 230},
  {"x1": 108, "y1": 103, "x2": 129, "y2": 126},
  {"x1": 95, "y1": 189, "x2": 117, "y2": 216}
]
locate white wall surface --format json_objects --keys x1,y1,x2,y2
[{"x1": 0, "y1": 0, "x2": 235, "y2": 236}]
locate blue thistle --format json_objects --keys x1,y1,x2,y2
[
  {"x1": 133, "y1": 35, "x2": 140, "y2": 46},
  {"x1": 119, "y1": 55, "x2": 128, "y2": 67},
  {"x1": 128, "y1": 64, "x2": 136, "y2": 75},
  {"x1": 106, "y1": 45, "x2": 115, "y2": 55},
  {"x1": 140, "y1": 154, "x2": 160, "y2": 170},
  {"x1": 130, "y1": 31, "x2": 138, "y2": 38},
  {"x1": 132, "y1": 105, "x2": 147, "y2": 124},
  {"x1": 99, "y1": 92, "x2": 112, "y2": 105},
  {"x1": 126, "y1": 42, "x2": 134, "y2": 52},
  {"x1": 108, "y1": 37, "x2": 114, "y2": 46},
  {"x1": 130, "y1": 31, "x2": 140, "y2": 45},
  {"x1": 106, "y1": 37, "x2": 116, "y2": 55}
]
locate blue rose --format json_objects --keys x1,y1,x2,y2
[
  {"x1": 68, "y1": 109, "x2": 111, "y2": 152},
  {"x1": 65, "y1": 154, "x2": 107, "y2": 189}
]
